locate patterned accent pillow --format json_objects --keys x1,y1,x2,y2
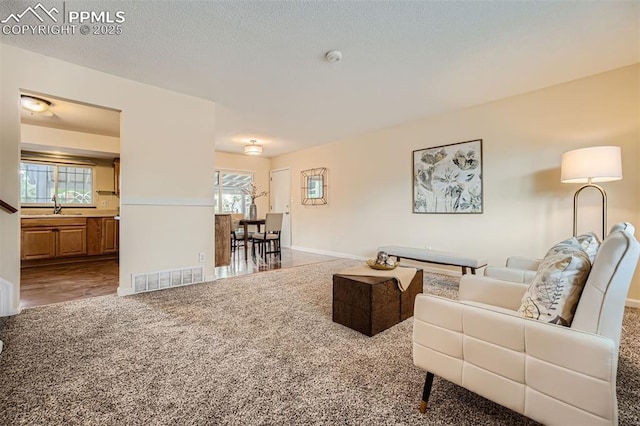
[
  {"x1": 517, "y1": 238, "x2": 591, "y2": 326},
  {"x1": 576, "y1": 232, "x2": 601, "y2": 263}
]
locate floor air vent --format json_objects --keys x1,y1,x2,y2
[{"x1": 132, "y1": 266, "x2": 204, "y2": 293}]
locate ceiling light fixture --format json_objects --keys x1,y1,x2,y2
[
  {"x1": 21, "y1": 95, "x2": 51, "y2": 113},
  {"x1": 244, "y1": 140, "x2": 263, "y2": 156}
]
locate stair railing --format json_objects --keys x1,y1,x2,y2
[{"x1": 0, "y1": 199, "x2": 18, "y2": 214}]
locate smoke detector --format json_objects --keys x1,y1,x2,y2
[{"x1": 325, "y1": 50, "x2": 342, "y2": 63}]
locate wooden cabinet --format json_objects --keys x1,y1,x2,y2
[
  {"x1": 215, "y1": 214, "x2": 231, "y2": 267},
  {"x1": 21, "y1": 228, "x2": 56, "y2": 260},
  {"x1": 87, "y1": 218, "x2": 102, "y2": 255},
  {"x1": 101, "y1": 217, "x2": 119, "y2": 253},
  {"x1": 21, "y1": 217, "x2": 87, "y2": 260},
  {"x1": 87, "y1": 217, "x2": 120, "y2": 255},
  {"x1": 57, "y1": 226, "x2": 87, "y2": 257},
  {"x1": 22, "y1": 216, "x2": 117, "y2": 263}
]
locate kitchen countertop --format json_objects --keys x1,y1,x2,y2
[{"x1": 22, "y1": 213, "x2": 119, "y2": 218}]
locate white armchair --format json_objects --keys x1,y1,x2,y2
[{"x1": 413, "y1": 223, "x2": 639, "y2": 426}]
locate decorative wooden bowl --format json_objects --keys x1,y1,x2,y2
[{"x1": 366, "y1": 259, "x2": 399, "y2": 270}]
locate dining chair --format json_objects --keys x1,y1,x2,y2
[
  {"x1": 230, "y1": 214, "x2": 248, "y2": 254},
  {"x1": 251, "y1": 213, "x2": 283, "y2": 259}
]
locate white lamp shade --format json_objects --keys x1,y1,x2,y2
[
  {"x1": 244, "y1": 143, "x2": 263, "y2": 155},
  {"x1": 560, "y1": 146, "x2": 622, "y2": 183}
]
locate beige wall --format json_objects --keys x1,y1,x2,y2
[
  {"x1": 271, "y1": 64, "x2": 640, "y2": 298},
  {"x1": 214, "y1": 152, "x2": 271, "y2": 216},
  {"x1": 0, "y1": 45, "x2": 216, "y2": 311},
  {"x1": 21, "y1": 124, "x2": 120, "y2": 156}
]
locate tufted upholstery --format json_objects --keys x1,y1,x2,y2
[{"x1": 413, "y1": 223, "x2": 639, "y2": 426}]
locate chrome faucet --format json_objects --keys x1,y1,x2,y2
[{"x1": 52, "y1": 195, "x2": 62, "y2": 214}]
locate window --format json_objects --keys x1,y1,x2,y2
[
  {"x1": 20, "y1": 161, "x2": 94, "y2": 206},
  {"x1": 214, "y1": 170, "x2": 253, "y2": 214}
]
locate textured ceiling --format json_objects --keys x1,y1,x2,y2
[{"x1": 1, "y1": 0, "x2": 638, "y2": 157}]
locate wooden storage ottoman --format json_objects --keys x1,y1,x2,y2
[{"x1": 332, "y1": 268, "x2": 423, "y2": 336}]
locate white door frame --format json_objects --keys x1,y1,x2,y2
[{"x1": 270, "y1": 168, "x2": 291, "y2": 248}]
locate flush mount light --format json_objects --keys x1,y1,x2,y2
[
  {"x1": 244, "y1": 140, "x2": 263, "y2": 156},
  {"x1": 21, "y1": 95, "x2": 51, "y2": 113}
]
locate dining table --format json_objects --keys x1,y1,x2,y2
[{"x1": 238, "y1": 218, "x2": 266, "y2": 260}]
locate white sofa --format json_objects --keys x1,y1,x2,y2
[{"x1": 412, "y1": 223, "x2": 639, "y2": 426}]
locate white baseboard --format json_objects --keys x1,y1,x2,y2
[
  {"x1": 626, "y1": 298, "x2": 640, "y2": 308},
  {"x1": 117, "y1": 286, "x2": 135, "y2": 296},
  {"x1": 1, "y1": 306, "x2": 22, "y2": 316},
  {"x1": 0, "y1": 278, "x2": 22, "y2": 317},
  {"x1": 290, "y1": 245, "x2": 366, "y2": 261}
]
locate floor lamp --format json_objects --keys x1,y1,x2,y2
[{"x1": 560, "y1": 146, "x2": 622, "y2": 239}]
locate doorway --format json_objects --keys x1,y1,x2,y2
[
  {"x1": 18, "y1": 91, "x2": 121, "y2": 307},
  {"x1": 270, "y1": 168, "x2": 291, "y2": 248}
]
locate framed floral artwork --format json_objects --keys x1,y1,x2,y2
[{"x1": 413, "y1": 139, "x2": 483, "y2": 214}]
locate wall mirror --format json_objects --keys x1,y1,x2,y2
[{"x1": 301, "y1": 167, "x2": 327, "y2": 205}]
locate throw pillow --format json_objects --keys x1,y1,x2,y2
[
  {"x1": 517, "y1": 238, "x2": 591, "y2": 326},
  {"x1": 576, "y1": 232, "x2": 601, "y2": 263}
]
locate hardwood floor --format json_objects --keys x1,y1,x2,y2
[
  {"x1": 20, "y1": 248, "x2": 338, "y2": 308},
  {"x1": 20, "y1": 259, "x2": 119, "y2": 309},
  {"x1": 215, "y1": 247, "x2": 339, "y2": 278}
]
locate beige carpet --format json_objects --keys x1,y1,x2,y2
[{"x1": 0, "y1": 259, "x2": 638, "y2": 425}]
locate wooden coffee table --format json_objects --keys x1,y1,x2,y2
[{"x1": 332, "y1": 268, "x2": 423, "y2": 336}]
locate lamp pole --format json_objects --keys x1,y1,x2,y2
[{"x1": 573, "y1": 177, "x2": 607, "y2": 239}]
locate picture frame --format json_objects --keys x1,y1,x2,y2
[
  {"x1": 301, "y1": 167, "x2": 327, "y2": 205},
  {"x1": 412, "y1": 139, "x2": 483, "y2": 214}
]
